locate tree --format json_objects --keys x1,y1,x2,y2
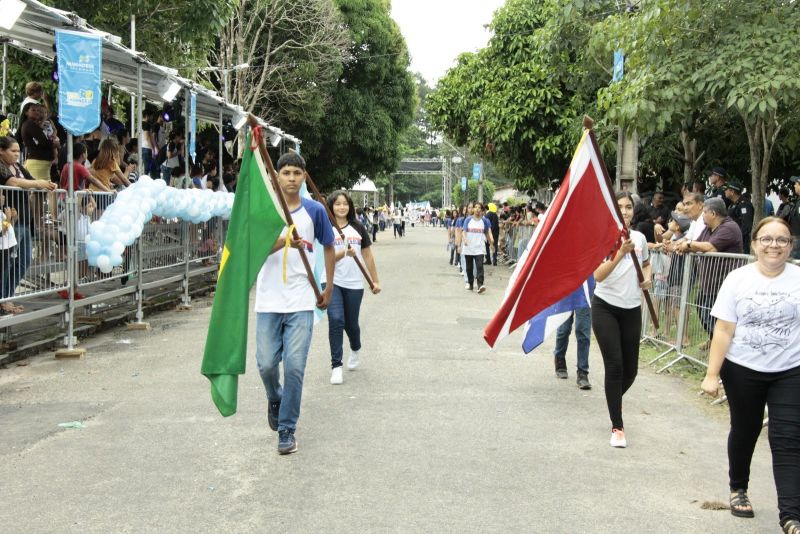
[
  {"x1": 694, "y1": 1, "x2": 800, "y2": 221},
  {"x1": 427, "y1": 0, "x2": 615, "y2": 191},
  {"x1": 452, "y1": 180, "x2": 495, "y2": 207},
  {"x1": 398, "y1": 73, "x2": 438, "y2": 159},
  {"x1": 291, "y1": 0, "x2": 415, "y2": 192},
  {"x1": 45, "y1": 0, "x2": 236, "y2": 67},
  {"x1": 593, "y1": 0, "x2": 800, "y2": 221},
  {"x1": 204, "y1": 0, "x2": 348, "y2": 128}
]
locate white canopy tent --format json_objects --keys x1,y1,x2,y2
[
  {"x1": 350, "y1": 176, "x2": 379, "y2": 207},
  {"x1": 0, "y1": 0, "x2": 300, "y2": 146}
]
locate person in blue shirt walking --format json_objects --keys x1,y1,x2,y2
[
  {"x1": 553, "y1": 307, "x2": 592, "y2": 390},
  {"x1": 456, "y1": 202, "x2": 494, "y2": 293}
]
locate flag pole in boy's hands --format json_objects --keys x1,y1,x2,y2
[
  {"x1": 583, "y1": 115, "x2": 658, "y2": 330},
  {"x1": 302, "y1": 170, "x2": 375, "y2": 290},
  {"x1": 248, "y1": 115, "x2": 323, "y2": 306}
]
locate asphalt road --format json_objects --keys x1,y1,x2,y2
[{"x1": 0, "y1": 224, "x2": 780, "y2": 533}]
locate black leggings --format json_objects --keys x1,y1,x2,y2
[
  {"x1": 591, "y1": 296, "x2": 641, "y2": 430},
  {"x1": 721, "y1": 359, "x2": 800, "y2": 524},
  {"x1": 464, "y1": 254, "x2": 484, "y2": 287}
]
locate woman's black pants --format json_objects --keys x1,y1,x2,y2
[
  {"x1": 591, "y1": 296, "x2": 641, "y2": 430},
  {"x1": 721, "y1": 359, "x2": 800, "y2": 524}
]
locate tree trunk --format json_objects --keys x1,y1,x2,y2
[
  {"x1": 680, "y1": 130, "x2": 695, "y2": 183},
  {"x1": 742, "y1": 114, "x2": 764, "y2": 224}
]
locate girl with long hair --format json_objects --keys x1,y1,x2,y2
[
  {"x1": 592, "y1": 191, "x2": 652, "y2": 448},
  {"x1": 326, "y1": 191, "x2": 381, "y2": 385}
]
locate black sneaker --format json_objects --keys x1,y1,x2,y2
[
  {"x1": 278, "y1": 430, "x2": 297, "y2": 455},
  {"x1": 268, "y1": 400, "x2": 280, "y2": 431},
  {"x1": 554, "y1": 358, "x2": 568, "y2": 379},
  {"x1": 577, "y1": 372, "x2": 592, "y2": 390}
]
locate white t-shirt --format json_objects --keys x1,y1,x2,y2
[
  {"x1": 255, "y1": 198, "x2": 335, "y2": 313},
  {"x1": 0, "y1": 212, "x2": 17, "y2": 250},
  {"x1": 332, "y1": 222, "x2": 371, "y2": 290},
  {"x1": 594, "y1": 230, "x2": 650, "y2": 309},
  {"x1": 461, "y1": 216, "x2": 490, "y2": 256},
  {"x1": 711, "y1": 263, "x2": 800, "y2": 372},
  {"x1": 686, "y1": 216, "x2": 706, "y2": 240}
]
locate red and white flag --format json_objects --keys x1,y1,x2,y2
[{"x1": 484, "y1": 130, "x2": 625, "y2": 348}]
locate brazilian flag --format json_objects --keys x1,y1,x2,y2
[{"x1": 201, "y1": 135, "x2": 285, "y2": 416}]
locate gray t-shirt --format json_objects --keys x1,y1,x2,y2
[{"x1": 711, "y1": 263, "x2": 800, "y2": 372}]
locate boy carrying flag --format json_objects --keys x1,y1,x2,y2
[{"x1": 256, "y1": 152, "x2": 335, "y2": 455}]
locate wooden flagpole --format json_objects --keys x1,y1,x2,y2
[
  {"x1": 301, "y1": 171, "x2": 375, "y2": 291},
  {"x1": 583, "y1": 116, "x2": 659, "y2": 330},
  {"x1": 248, "y1": 116, "x2": 322, "y2": 303}
]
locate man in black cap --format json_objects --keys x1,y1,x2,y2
[
  {"x1": 786, "y1": 176, "x2": 800, "y2": 259},
  {"x1": 707, "y1": 166, "x2": 731, "y2": 207},
  {"x1": 724, "y1": 181, "x2": 754, "y2": 253}
]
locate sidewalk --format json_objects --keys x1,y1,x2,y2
[{"x1": 0, "y1": 225, "x2": 778, "y2": 533}]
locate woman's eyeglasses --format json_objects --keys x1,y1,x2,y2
[{"x1": 757, "y1": 236, "x2": 792, "y2": 248}]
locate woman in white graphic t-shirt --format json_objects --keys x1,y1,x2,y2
[
  {"x1": 326, "y1": 191, "x2": 381, "y2": 386},
  {"x1": 702, "y1": 217, "x2": 800, "y2": 531}
]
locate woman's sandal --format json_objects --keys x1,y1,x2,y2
[
  {"x1": 783, "y1": 519, "x2": 800, "y2": 534},
  {"x1": 730, "y1": 489, "x2": 755, "y2": 518}
]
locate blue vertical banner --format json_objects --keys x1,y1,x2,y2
[
  {"x1": 56, "y1": 30, "x2": 102, "y2": 136},
  {"x1": 612, "y1": 49, "x2": 624, "y2": 83},
  {"x1": 189, "y1": 92, "x2": 197, "y2": 162},
  {"x1": 461, "y1": 176, "x2": 467, "y2": 191},
  {"x1": 472, "y1": 163, "x2": 482, "y2": 181}
]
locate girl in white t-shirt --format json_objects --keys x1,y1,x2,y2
[
  {"x1": 326, "y1": 191, "x2": 381, "y2": 385},
  {"x1": 592, "y1": 191, "x2": 652, "y2": 449},
  {"x1": 1, "y1": 193, "x2": 19, "y2": 314},
  {"x1": 701, "y1": 217, "x2": 800, "y2": 530}
]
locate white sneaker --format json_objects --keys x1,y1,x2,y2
[
  {"x1": 609, "y1": 428, "x2": 627, "y2": 448},
  {"x1": 330, "y1": 367, "x2": 343, "y2": 385},
  {"x1": 347, "y1": 350, "x2": 360, "y2": 370},
  {"x1": 465, "y1": 283, "x2": 472, "y2": 290}
]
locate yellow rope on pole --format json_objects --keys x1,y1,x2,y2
[{"x1": 282, "y1": 224, "x2": 296, "y2": 283}]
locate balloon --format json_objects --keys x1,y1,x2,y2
[
  {"x1": 96, "y1": 255, "x2": 112, "y2": 273},
  {"x1": 110, "y1": 254, "x2": 123, "y2": 267},
  {"x1": 111, "y1": 241, "x2": 125, "y2": 256},
  {"x1": 86, "y1": 240, "x2": 101, "y2": 256}
]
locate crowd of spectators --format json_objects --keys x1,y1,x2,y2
[{"x1": 0, "y1": 78, "x2": 242, "y2": 315}]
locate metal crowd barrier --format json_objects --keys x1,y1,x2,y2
[
  {"x1": 498, "y1": 223, "x2": 534, "y2": 263},
  {"x1": 0, "y1": 184, "x2": 223, "y2": 356},
  {"x1": 642, "y1": 249, "x2": 754, "y2": 372}
]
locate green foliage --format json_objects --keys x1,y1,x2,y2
[
  {"x1": 594, "y1": 0, "x2": 800, "y2": 218},
  {"x1": 43, "y1": 0, "x2": 236, "y2": 67},
  {"x1": 452, "y1": 179, "x2": 495, "y2": 207},
  {"x1": 427, "y1": 0, "x2": 615, "y2": 190},
  {"x1": 3, "y1": 50, "x2": 56, "y2": 119},
  {"x1": 399, "y1": 73, "x2": 438, "y2": 159},
  {"x1": 297, "y1": 0, "x2": 416, "y2": 191}
]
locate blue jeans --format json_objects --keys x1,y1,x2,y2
[
  {"x1": 2, "y1": 224, "x2": 32, "y2": 299},
  {"x1": 553, "y1": 307, "x2": 591, "y2": 373},
  {"x1": 255, "y1": 311, "x2": 314, "y2": 432},
  {"x1": 141, "y1": 148, "x2": 154, "y2": 176},
  {"x1": 328, "y1": 285, "x2": 364, "y2": 368}
]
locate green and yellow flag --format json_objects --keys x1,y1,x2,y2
[{"x1": 201, "y1": 135, "x2": 285, "y2": 416}]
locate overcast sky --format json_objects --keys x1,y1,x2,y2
[{"x1": 391, "y1": 0, "x2": 507, "y2": 86}]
